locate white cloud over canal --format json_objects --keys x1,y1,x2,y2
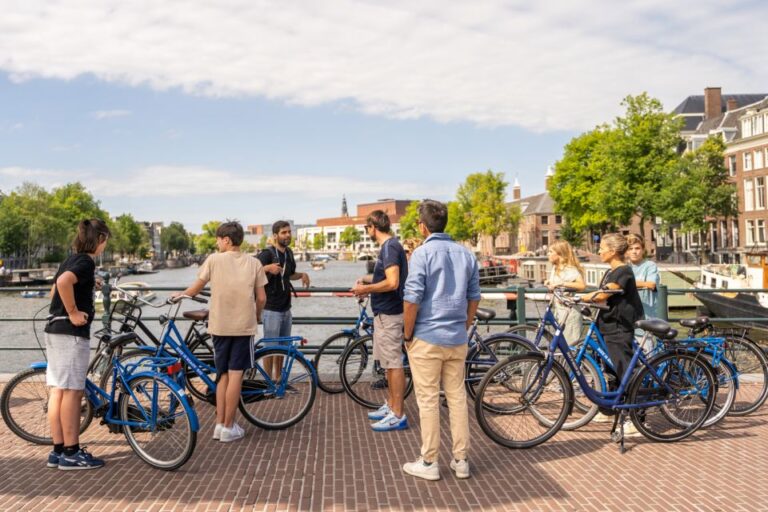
[{"x1": 0, "y1": 1, "x2": 766, "y2": 132}]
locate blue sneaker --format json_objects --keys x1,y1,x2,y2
[
  {"x1": 368, "y1": 403, "x2": 391, "y2": 421},
  {"x1": 47, "y1": 451, "x2": 60, "y2": 468},
  {"x1": 371, "y1": 412, "x2": 408, "y2": 432},
  {"x1": 58, "y1": 448, "x2": 105, "y2": 471}
]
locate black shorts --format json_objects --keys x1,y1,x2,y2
[{"x1": 213, "y1": 335, "x2": 253, "y2": 373}]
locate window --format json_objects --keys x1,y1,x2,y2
[
  {"x1": 759, "y1": 220, "x2": 766, "y2": 244},
  {"x1": 747, "y1": 220, "x2": 755, "y2": 245},
  {"x1": 757, "y1": 177, "x2": 766, "y2": 209},
  {"x1": 542, "y1": 230, "x2": 549, "y2": 246},
  {"x1": 555, "y1": 215, "x2": 562, "y2": 224},
  {"x1": 733, "y1": 220, "x2": 739, "y2": 247},
  {"x1": 326, "y1": 232, "x2": 336, "y2": 243},
  {"x1": 756, "y1": 150, "x2": 765, "y2": 169},
  {"x1": 745, "y1": 179, "x2": 754, "y2": 211},
  {"x1": 743, "y1": 119, "x2": 753, "y2": 138},
  {"x1": 721, "y1": 220, "x2": 728, "y2": 248},
  {"x1": 541, "y1": 215, "x2": 549, "y2": 225},
  {"x1": 745, "y1": 152, "x2": 753, "y2": 171},
  {"x1": 759, "y1": 115, "x2": 765, "y2": 135},
  {"x1": 728, "y1": 155, "x2": 737, "y2": 176}
]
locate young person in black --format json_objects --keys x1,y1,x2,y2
[
  {"x1": 44, "y1": 219, "x2": 110, "y2": 470},
  {"x1": 582, "y1": 233, "x2": 644, "y2": 434},
  {"x1": 256, "y1": 220, "x2": 310, "y2": 379}
]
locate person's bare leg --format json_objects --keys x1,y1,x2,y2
[
  {"x1": 48, "y1": 388, "x2": 64, "y2": 445},
  {"x1": 60, "y1": 389, "x2": 84, "y2": 446},
  {"x1": 387, "y1": 368, "x2": 406, "y2": 417},
  {"x1": 216, "y1": 373, "x2": 229, "y2": 425},
  {"x1": 224, "y1": 370, "x2": 243, "y2": 427}
]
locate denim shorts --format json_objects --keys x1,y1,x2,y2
[
  {"x1": 45, "y1": 333, "x2": 90, "y2": 390},
  {"x1": 262, "y1": 309, "x2": 292, "y2": 346}
]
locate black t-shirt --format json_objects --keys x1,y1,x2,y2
[
  {"x1": 596, "y1": 264, "x2": 644, "y2": 336},
  {"x1": 257, "y1": 246, "x2": 296, "y2": 312},
  {"x1": 44, "y1": 253, "x2": 96, "y2": 338},
  {"x1": 371, "y1": 237, "x2": 408, "y2": 316}
]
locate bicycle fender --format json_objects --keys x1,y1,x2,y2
[
  {"x1": 125, "y1": 371, "x2": 200, "y2": 432},
  {"x1": 30, "y1": 362, "x2": 48, "y2": 370},
  {"x1": 483, "y1": 332, "x2": 539, "y2": 352}
]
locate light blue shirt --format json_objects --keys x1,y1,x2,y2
[
  {"x1": 403, "y1": 233, "x2": 481, "y2": 346},
  {"x1": 631, "y1": 259, "x2": 660, "y2": 319}
]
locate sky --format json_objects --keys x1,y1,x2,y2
[{"x1": 1, "y1": 0, "x2": 767, "y2": 232}]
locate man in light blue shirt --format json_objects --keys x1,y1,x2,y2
[{"x1": 401, "y1": 199, "x2": 480, "y2": 481}]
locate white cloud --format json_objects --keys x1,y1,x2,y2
[
  {"x1": 90, "y1": 109, "x2": 132, "y2": 120},
  {"x1": 0, "y1": 1, "x2": 766, "y2": 131}
]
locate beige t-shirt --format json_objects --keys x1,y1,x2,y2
[{"x1": 198, "y1": 251, "x2": 268, "y2": 336}]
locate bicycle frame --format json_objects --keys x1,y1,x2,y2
[{"x1": 341, "y1": 299, "x2": 374, "y2": 338}]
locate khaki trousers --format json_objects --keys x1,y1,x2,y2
[{"x1": 407, "y1": 337, "x2": 469, "y2": 463}]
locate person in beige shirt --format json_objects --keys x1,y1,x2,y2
[{"x1": 177, "y1": 221, "x2": 267, "y2": 443}]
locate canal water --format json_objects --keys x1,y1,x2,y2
[{"x1": 0, "y1": 261, "x2": 521, "y2": 373}]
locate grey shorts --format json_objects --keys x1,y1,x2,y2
[
  {"x1": 373, "y1": 313, "x2": 404, "y2": 369},
  {"x1": 45, "y1": 333, "x2": 90, "y2": 390}
]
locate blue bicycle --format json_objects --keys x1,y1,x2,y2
[
  {"x1": 0, "y1": 332, "x2": 199, "y2": 470},
  {"x1": 109, "y1": 289, "x2": 317, "y2": 430},
  {"x1": 312, "y1": 297, "x2": 375, "y2": 394},
  {"x1": 474, "y1": 291, "x2": 717, "y2": 452}
]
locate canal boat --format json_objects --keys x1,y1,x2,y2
[
  {"x1": 95, "y1": 281, "x2": 157, "y2": 310},
  {"x1": 694, "y1": 251, "x2": 768, "y2": 328}
]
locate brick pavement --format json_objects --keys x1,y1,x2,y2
[{"x1": 1, "y1": 387, "x2": 767, "y2": 512}]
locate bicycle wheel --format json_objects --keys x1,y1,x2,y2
[
  {"x1": 339, "y1": 335, "x2": 413, "y2": 408},
  {"x1": 1, "y1": 367, "x2": 93, "y2": 445},
  {"x1": 184, "y1": 334, "x2": 217, "y2": 403},
  {"x1": 99, "y1": 348, "x2": 163, "y2": 392},
  {"x1": 627, "y1": 351, "x2": 716, "y2": 442},
  {"x1": 555, "y1": 352, "x2": 602, "y2": 431},
  {"x1": 119, "y1": 374, "x2": 197, "y2": 471},
  {"x1": 506, "y1": 324, "x2": 552, "y2": 349},
  {"x1": 701, "y1": 357, "x2": 736, "y2": 428},
  {"x1": 239, "y1": 348, "x2": 316, "y2": 430},
  {"x1": 465, "y1": 335, "x2": 535, "y2": 400},
  {"x1": 474, "y1": 354, "x2": 572, "y2": 449},
  {"x1": 313, "y1": 332, "x2": 356, "y2": 394},
  {"x1": 723, "y1": 336, "x2": 768, "y2": 416}
]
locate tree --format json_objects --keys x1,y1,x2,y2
[
  {"x1": 258, "y1": 235, "x2": 268, "y2": 250},
  {"x1": 340, "y1": 226, "x2": 362, "y2": 250},
  {"x1": 657, "y1": 137, "x2": 736, "y2": 262},
  {"x1": 161, "y1": 222, "x2": 189, "y2": 256},
  {"x1": 195, "y1": 220, "x2": 221, "y2": 254},
  {"x1": 111, "y1": 213, "x2": 150, "y2": 258},
  {"x1": 558, "y1": 218, "x2": 585, "y2": 248},
  {"x1": 398, "y1": 200, "x2": 422, "y2": 240},
  {"x1": 456, "y1": 170, "x2": 521, "y2": 254},
  {"x1": 312, "y1": 232, "x2": 325, "y2": 250},
  {"x1": 445, "y1": 201, "x2": 472, "y2": 242},
  {"x1": 50, "y1": 183, "x2": 110, "y2": 245},
  {"x1": 240, "y1": 240, "x2": 255, "y2": 253}
]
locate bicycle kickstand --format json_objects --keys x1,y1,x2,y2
[{"x1": 610, "y1": 411, "x2": 627, "y2": 454}]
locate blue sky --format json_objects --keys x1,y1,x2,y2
[{"x1": 1, "y1": 1, "x2": 766, "y2": 232}]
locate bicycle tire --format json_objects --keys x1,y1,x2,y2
[
  {"x1": 627, "y1": 350, "x2": 716, "y2": 443},
  {"x1": 553, "y1": 352, "x2": 602, "y2": 431},
  {"x1": 723, "y1": 336, "x2": 768, "y2": 416},
  {"x1": 313, "y1": 332, "x2": 357, "y2": 394},
  {"x1": 339, "y1": 335, "x2": 413, "y2": 409},
  {"x1": 465, "y1": 335, "x2": 536, "y2": 400},
  {"x1": 1, "y1": 367, "x2": 94, "y2": 445},
  {"x1": 119, "y1": 374, "x2": 197, "y2": 470},
  {"x1": 474, "y1": 353, "x2": 573, "y2": 449},
  {"x1": 184, "y1": 333, "x2": 217, "y2": 403},
  {"x1": 239, "y1": 348, "x2": 316, "y2": 430},
  {"x1": 506, "y1": 324, "x2": 553, "y2": 349},
  {"x1": 701, "y1": 356, "x2": 736, "y2": 428}
]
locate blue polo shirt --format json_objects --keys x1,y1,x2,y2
[
  {"x1": 403, "y1": 233, "x2": 481, "y2": 346},
  {"x1": 371, "y1": 237, "x2": 408, "y2": 315}
]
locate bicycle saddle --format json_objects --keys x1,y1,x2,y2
[
  {"x1": 475, "y1": 308, "x2": 496, "y2": 321},
  {"x1": 635, "y1": 319, "x2": 678, "y2": 340},
  {"x1": 183, "y1": 309, "x2": 209, "y2": 321},
  {"x1": 678, "y1": 316, "x2": 710, "y2": 329}
]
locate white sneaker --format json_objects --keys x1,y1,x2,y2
[
  {"x1": 403, "y1": 457, "x2": 440, "y2": 481},
  {"x1": 213, "y1": 423, "x2": 224, "y2": 440},
  {"x1": 220, "y1": 422, "x2": 245, "y2": 443},
  {"x1": 450, "y1": 459, "x2": 470, "y2": 479},
  {"x1": 622, "y1": 421, "x2": 642, "y2": 438},
  {"x1": 592, "y1": 412, "x2": 615, "y2": 424}
]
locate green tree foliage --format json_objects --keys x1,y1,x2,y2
[
  {"x1": 340, "y1": 226, "x2": 362, "y2": 249},
  {"x1": 258, "y1": 235, "x2": 268, "y2": 250},
  {"x1": 50, "y1": 183, "x2": 110, "y2": 245},
  {"x1": 657, "y1": 137, "x2": 736, "y2": 260},
  {"x1": 549, "y1": 93, "x2": 683, "y2": 234},
  {"x1": 398, "y1": 201, "x2": 421, "y2": 240},
  {"x1": 161, "y1": 222, "x2": 190, "y2": 256},
  {"x1": 445, "y1": 201, "x2": 472, "y2": 241},
  {"x1": 240, "y1": 240, "x2": 255, "y2": 253},
  {"x1": 111, "y1": 214, "x2": 150, "y2": 258},
  {"x1": 312, "y1": 232, "x2": 325, "y2": 250},
  {"x1": 457, "y1": 170, "x2": 521, "y2": 253},
  {"x1": 195, "y1": 220, "x2": 221, "y2": 254},
  {"x1": 558, "y1": 218, "x2": 585, "y2": 248}
]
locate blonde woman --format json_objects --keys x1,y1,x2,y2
[
  {"x1": 401, "y1": 238, "x2": 423, "y2": 263},
  {"x1": 544, "y1": 241, "x2": 586, "y2": 345}
]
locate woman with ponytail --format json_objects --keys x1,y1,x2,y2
[{"x1": 44, "y1": 219, "x2": 110, "y2": 470}]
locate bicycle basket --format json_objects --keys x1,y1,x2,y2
[{"x1": 108, "y1": 299, "x2": 142, "y2": 333}]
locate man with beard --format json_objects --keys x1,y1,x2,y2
[{"x1": 257, "y1": 220, "x2": 310, "y2": 379}]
